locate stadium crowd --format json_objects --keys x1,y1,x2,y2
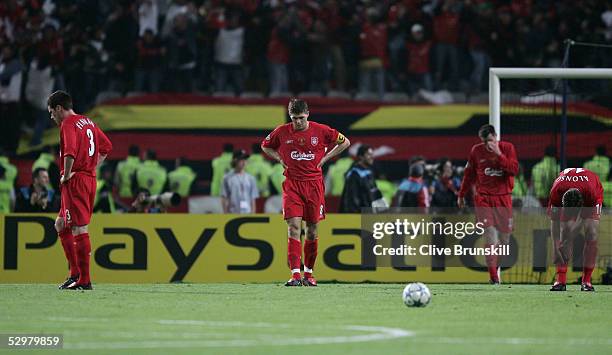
[
  {"x1": 0, "y1": 142, "x2": 610, "y2": 214},
  {"x1": 2, "y1": 0, "x2": 612, "y2": 153}
]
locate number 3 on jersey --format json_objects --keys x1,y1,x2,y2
[{"x1": 86, "y1": 128, "x2": 95, "y2": 157}]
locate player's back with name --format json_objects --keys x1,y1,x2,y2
[
  {"x1": 60, "y1": 114, "x2": 112, "y2": 177},
  {"x1": 549, "y1": 168, "x2": 603, "y2": 208}
]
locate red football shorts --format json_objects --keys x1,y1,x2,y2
[
  {"x1": 474, "y1": 194, "x2": 513, "y2": 233},
  {"x1": 59, "y1": 173, "x2": 97, "y2": 228},
  {"x1": 282, "y1": 178, "x2": 325, "y2": 223}
]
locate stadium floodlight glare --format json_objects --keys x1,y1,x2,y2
[{"x1": 488, "y1": 67, "x2": 612, "y2": 138}]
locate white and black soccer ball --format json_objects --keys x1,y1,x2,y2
[{"x1": 402, "y1": 282, "x2": 431, "y2": 307}]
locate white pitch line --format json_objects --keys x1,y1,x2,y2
[{"x1": 61, "y1": 320, "x2": 414, "y2": 349}]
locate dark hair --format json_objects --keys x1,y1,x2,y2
[
  {"x1": 562, "y1": 188, "x2": 583, "y2": 208},
  {"x1": 251, "y1": 143, "x2": 262, "y2": 154},
  {"x1": 437, "y1": 157, "x2": 451, "y2": 173},
  {"x1": 478, "y1": 124, "x2": 496, "y2": 139},
  {"x1": 409, "y1": 155, "x2": 425, "y2": 165},
  {"x1": 128, "y1": 145, "x2": 140, "y2": 157},
  {"x1": 357, "y1": 144, "x2": 372, "y2": 158},
  {"x1": 288, "y1": 98, "x2": 308, "y2": 115},
  {"x1": 596, "y1": 145, "x2": 606, "y2": 156},
  {"x1": 409, "y1": 163, "x2": 424, "y2": 178},
  {"x1": 544, "y1": 145, "x2": 556, "y2": 157},
  {"x1": 47, "y1": 90, "x2": 73, "y2": 110},
  {"x1": 32, "y1": 167, "x2": 47, "y2": 180},
  {"x1": 223, "y1": 143, "x2": 234, "y2": 153},
  {"x1": 145, "y1": 149, "x2": 157, "y2": 160}
]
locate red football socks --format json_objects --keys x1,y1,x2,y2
[
  {"x1": 288, "y1": 238, "x2": 301, "y2": 279},
  {"x1": 74, "y1": 233, "x2": 91, "y2": 284},
  {"x1": 556, "y1": 265, "x2": 568, "y2": 284},
  {"x1": 484, "y1": 243, "x2": 499, "y2": 282},
  {"x1": 303, "y1": 238, "x2": 318, "y2": 278},
  {"x1": 58, "y1": 229, "x2": 79, "y2": 278},
  {"x1": 582, "y1": 240, "x2": 598, "y2": 284}
]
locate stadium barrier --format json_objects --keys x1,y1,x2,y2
[{"x1": 0, "y1": 213, "x2": 608, "y2": 283}]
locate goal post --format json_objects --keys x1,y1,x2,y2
[
  {"x1": 489, "y1": 67, "x2": 612, "y2": 169},
  {"x1": 489, "y1": 67, "x2": 612, "y2": 138}
]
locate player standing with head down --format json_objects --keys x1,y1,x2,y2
[
  {"x1": 48, "y1": 91, "x2": 112, "y2": 290},
  {"x1": 458, "y1": 124, "x2": 518, "y2": 284},
  {"x1": 262, "y1": 99, "x2": 350, "y2": 286},
  {"x1": 548, "y1": 168, "x2": 603, "y2": 292}
]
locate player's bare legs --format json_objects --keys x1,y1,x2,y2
[
  {"x1": 55, "y1": 217, "x2": 79, "y2": 289},
  {"x1": 285, "y1": 217, "x2": 303, "y2": 286},
  {"x1": 302, "y1": 222, "x2": 319, "y2": 286},
  {"x1": 551, "y1": 218, "x2": 582, "y2": 291},
  {"x1": 66, "y1": 224, "x2": 93, "y2": 290},
  {"x1": 581, "y1": 219, "x2": 599, "y2": 291}
]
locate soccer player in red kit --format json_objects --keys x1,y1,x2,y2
[
  {"x1": 48, "y1": 91, "x2": 112, "y2": 290},
  {"x1": 548, "y1": 168, "x2": 603, "y2": 292},
  {"x1": 262, "y1": 99, "x2": 350, "y2": 286},
  {"x1": 458, "y1": 124, "x2": 518, "y2": 284}
]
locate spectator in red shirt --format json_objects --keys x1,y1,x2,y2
[
  {"x1": 358, "y1": 7, "x2": 387, "y2": 100},
  {"x1": 135, "y1": 29, "x2": 164, "y2": 92},
  {"x1": 405, "y1": 23, "x2": 433, "y2": 94},
  {"x1": 432, "y1": 0, "x2": 461, "y2": 90},
  {"x1": 463, "y1": 3, "x2": 491, "y2": 93},
  {"x1": 267, "y1": 9, "x2": 291, "y2": 95}
]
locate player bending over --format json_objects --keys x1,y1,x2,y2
[
  {"x1": 262, "y1": 99, "x2": 350, "y2": 286},
  {"x1": 548, "y1": 168, "x2": 603, "y2": 292},
  {"x1": 48, "y1": 91, "x2": 112, "y2": 290},
  {"x1": 458, "y1": 124, "x2": 518, "y2": 284}
]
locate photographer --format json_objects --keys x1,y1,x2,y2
[
  {"x1": 129, "y1": 188, "x2": 181, "y2": 213},
  {"x1": 431, "y1": 158, "x2": 461, "y2": 208},
  {"x1": 339, "y1": 145, "x2": 387, "y2": 213},
  {"x1": 15, "y1": 168, "x2": 60, "y2": 212}
]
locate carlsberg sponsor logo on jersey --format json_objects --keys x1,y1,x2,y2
[
  {"x1": 484, "y1": 168, "x2": 504, "y2": 176},
  {"x1": 290, "y1": 151, "x2": 315, "y2": 161}
]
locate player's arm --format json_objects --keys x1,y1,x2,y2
[
  {"x1": 261, "y1": 128, "x2": 286, "y2": 168},
  {"x1": 61, "y1": 156, "x2": 75, "y2": 184},
  {"x1": 318, "y1": 133, "x2": 350, "y2": 168},
  {"x1": 496, "y1": 142, "x2": 519, "y2": 176},
  {"x1": 261, "y1": 146, "x2": 287, "y2": 168},
  {"x1": 457, "y1": 148, "x2": 476, "y2": 208},
  {"x1": 97, "y1": 154, "x2": 107, "y2": 169},
  {"x1": 60, "y1": 124, "x2": 77, "y2": 184}
]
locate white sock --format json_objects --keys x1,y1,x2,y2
[
  {"x1": 291, "y1": 269, "x2": 301, "y2": 274},
  {"x1": 304, "y1": 266, "x2": 313, "y2": 274}
]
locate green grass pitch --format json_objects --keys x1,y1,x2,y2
[{"x1": 1, "y1": 283, "x2": 611, "y2": 354}]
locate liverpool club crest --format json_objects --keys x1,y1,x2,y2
[{"x1": 311, "y1": 137, "x2": 318, "y2": 146}]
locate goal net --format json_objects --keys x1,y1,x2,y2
[{"x1": 490, "y1": 68, "x2": 612, "y2": 284}]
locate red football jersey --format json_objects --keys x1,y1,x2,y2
[
  {"x1": 262, "y1": 121, "x2": 342, "y2": 180},
  {"x1": 458, "y1": 141, "x2": 518, "y2": 197},
  {"x1": 60, "y1": 114, "x2": 112, "y2": 177},
  {"x1": 548, "y1": 168, "x2": 603, "y2": 209}
]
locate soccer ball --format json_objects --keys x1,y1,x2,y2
[{"x1": 402, "y1": 282, "x2": 431, "y2": 307}]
